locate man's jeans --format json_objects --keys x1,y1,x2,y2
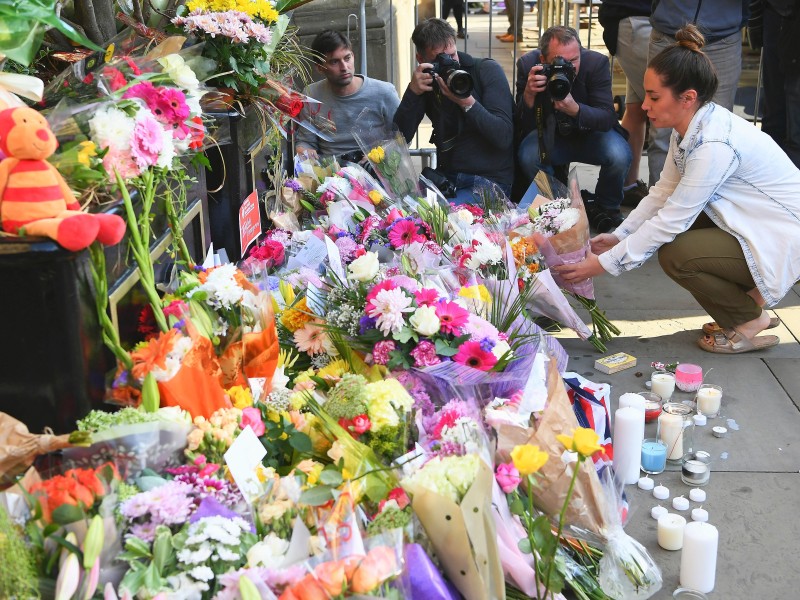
[
  {"x1": 647, "y1": 29, "x2": 743, "y2": 185},
  {"x1": 517, "y1": 128, "x2": 631, "y2": 211}
]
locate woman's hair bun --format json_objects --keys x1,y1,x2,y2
[{"x1": 675, "y1": 24, "x2": 706, "y2": 51}]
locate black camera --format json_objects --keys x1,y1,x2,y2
[
  {"x1": 424, "y1": 53, "x2": 474, "y2": 99},
  {"x1": 535, "y1": 56, "x2": 577, "y2": 101}
]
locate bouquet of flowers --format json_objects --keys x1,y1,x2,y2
[{"x1": 353, "y1": 110, "x2": 419, "y2": 199}]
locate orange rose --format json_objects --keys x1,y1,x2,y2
[
  {"x1": 342, "y1": 554, "x2": 363, "y2": 580},
  {"x1": 350, "y1": 546, "x2": 398, "y2": 593},
  {"x1": 313, "y1": 560, "x2": 347, "y2": 596},
  {"x1": 66, "y1": 469, "x2": 105, "y2": 498},
  {"x1": 286, "y1": 575, "x2": 328, "y2": 600}
]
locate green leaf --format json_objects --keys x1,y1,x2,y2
[
  {"x1": 141, "y1": 372, "x2": 160, "y2": 413},
  {"x1": 289, "y1": 432, "x2": 312, "y2": 452},
  {"x1": 434, "y1": 339, "x2": 460, "y2": 357},
  {"x1": 152, "y1": 528, "x2": 173, "y2": 574},
  {"x1": 531, "y1": 516, "x2": 556, "y2": 556},
  {"x1": 517, "y1": 537, "x2": 532, "y2": 554},
  {"x1": 124, "y1": 537, "x2": 153, "y2": 559},
  {"x1": 50, "y1": 504, "x2": 85, "y2": 525},
  {"x1": 298, "y1": 485, "x2": 334, "y2": 506},
  {"x1": 319, "y1": 468, "x2": 343, "y2": 486},
  {"x1": 509, "y1": 495, "x2": 525, "y2": 517},
  {"x1": 393, "y1": 326, "x2": 415, "y2": 344}
]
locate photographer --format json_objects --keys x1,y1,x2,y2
[
  {"x1": 515, "y1": 26, "x2": 631, "y2": 233},
  {"x1": 394, "y1": 18, "x2": 514, "y2": 204},
  {"x1": 295, "y1": 30, "x2": 400, "y2": 162}
]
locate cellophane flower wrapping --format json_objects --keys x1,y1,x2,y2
[{"x1": 353, "y1": 109, "x2": 420, "y2": 200}]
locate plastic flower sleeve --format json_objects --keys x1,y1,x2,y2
[
  {"x1": 596, "y1": 472, "x2": 663, "y2": 599},
  {"x1": 401, "y1": 543, "x2": 461, "y2": 600},
  {"x1": 527, "y1": 269, "x2": 593, "y2": 340},
  {"x1": 352, "y1": 109, "x2": 420, "y2": 199}
]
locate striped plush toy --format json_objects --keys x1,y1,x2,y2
[{"x1": 0, "y1": 106, "x2": 125, "y2": 251}]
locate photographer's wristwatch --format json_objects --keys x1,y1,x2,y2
[{"x1": 462, "y1": 102, "x2": 473, "y2": 113}]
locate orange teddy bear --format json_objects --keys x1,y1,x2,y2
[{"x1": 0, "y1": 106, "x2": 125, "y2": 251}]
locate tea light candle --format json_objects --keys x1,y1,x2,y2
[
  {"x1": 651, "y1": 505, "x2": 668, "y2": 520},
  {"x1": 697, "y1": 386, "x2": 722, "y2": 417},
  {"x1": 651, "y1": 372, "x2": 676, "y2": 401},
  {"x1": 653, "y1": 484, "x2": 669, "y2": 500},
  {"x1": 689, "y1": 488, "x2": 707, "y2": 502},
  {"x1": 692, "y1": 507, "x2": 709, "y2": 522},
  {"x1": 638, "y1": 475, "x2": 654, "y2": 490},
  {"x1": 693, "y1": 414, "x2": 707, "y2": 427},
  {"x1": 619, "y1": 393, "x2": 646, "y2": 413},
  {"x1": 673, "y1": 495, "x2": 690, "y2": 511},
  {"x1": 682, "y1": 451, "x2": 712, "y2": 486},
  {"x1": 657, "y1": 513, "x2": 686, "y2": 550},
  {"x1": 613, "y1": 407, "x2": 645, "y2": 484},
  {"x1": 680, "y1": 522, "x2": 719, "y2": 592},
  {"x1": 712, "y1": 426, "x2": 728, "y2": 438}
]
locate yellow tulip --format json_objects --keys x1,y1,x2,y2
[
  {"x1": 510, "y1": 444, "x2": 549, "y2": 476},
  {"x1": 557, "y1": 427, "x2": 603, "y2": 458}
]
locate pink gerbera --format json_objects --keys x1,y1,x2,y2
[
  {"x1": 414, "y1": 288, "x2": 440, "y2": 307},
  {"x1": 452, "y1": 340, "x2": 498, "y2": 371},
  {"x1": 293, "y1": 321, "x2": 329, "y2": 355},
  {"x1": 123, "y1": 81, "x2": 158, "y2": 105},
  {"x1": 159, "y1": 88, "x2": 190, "y2": 121},
  {"x1": 435, "y1": 300, "x2": 470, "y2": 335},
  {"x1": 388, "y1": 219, "x2": 425, "y2": 248}
]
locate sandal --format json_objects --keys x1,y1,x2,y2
[
  {"x1": 697, "y1": 328, "x2": 780, "y2": 354},
  {"x1": 702, "y1": 317, "x2": 780, "y2": 335}
]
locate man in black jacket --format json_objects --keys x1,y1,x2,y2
[
  {"x1": 394, "y1": 18, "x2": 514, "y2": 204},
  {"x1": 516, "y1": 26, "x2": 631, "y2": 232}
]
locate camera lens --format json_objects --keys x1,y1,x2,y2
[
  {"x1": 446, "y1": 70, "x2": 474, "y2": 99},
  {"x1": 548, "y1": 74, "x2": 571, "y2": 101}
]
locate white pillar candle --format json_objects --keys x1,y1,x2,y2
[
  {"x1": 653, "y1": 484, "x2": 670, "y2": 500},
  {"x1": 637, "y1": 475, "x2": 654, "y2": 490},
  {"x1": 689, "y1": 488, "x2": 707, "y2": 502},
  {"x1": 691, "y1": 508, "x2": 709, "y2": 522},
  {"x1": 697, "y1": 386, "x2": 722, "y2": 416},
  {"x1": 651, "y1": 372, "x2": 676, "y2": 401},
  {"x1": 680, "y1": 521, "x2": 719, "y2": 592},
  {"x1": 659, "y1": 411, "x2": 685, "y2": 460},
  {"x1": 657, "y1": 513, "x2": 686, "y2": 550},
  {"x1": 613, "y1": 407, "x2": 645, "y2": 484},
  {"x1": 672, "y1": 495, "x2": 690, "y2": 511},
  {"x1": 619, "y1": 393, "x2": 646, "y2": 413},
  {"x1": 651, "y1": 505, "x2": 668, "y2": 520}
]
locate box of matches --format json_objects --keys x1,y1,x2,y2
[{"x1": 594, "y1": 352, "x2": 637, "y2": 374}]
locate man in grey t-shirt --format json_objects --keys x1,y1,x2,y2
[{"x1": 295, "y1": 31, "x2": 400, "y2": 160}]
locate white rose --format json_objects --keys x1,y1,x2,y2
[
  {"x1": 492, "y1": 339, "x2": 512, "y2": 360},
  {"x1": 409, "y1": 305, "x2": 441, "y2": 336},
  {"x1": 246, "y1": 534, "x2": 290, "y2": 568},
  {"x1": 455, "y1": 209, "x2": 474, "y2": 225},
  {"x1": 347, "y1": 251, "x2": 379, "y2": 281}
]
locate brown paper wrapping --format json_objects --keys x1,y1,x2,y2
[
  {"x1": 496, "y1": 360, "x2": 608, "y2": 534},
  {"x1": 0, "y1": 413, "x2": 74, "y2": 483},
  {"x1": 407, "y1": 461, "x2": 505, "y2": 600}
]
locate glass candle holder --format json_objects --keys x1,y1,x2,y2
[
  {"x1": 641, "y1": 391, "x2": 663, "y2": 423},
  {"x1": 641, "y1": 438, "x2": 668, "y2": 475},
  {"x1": 651, "y1": 371, "x2": 676, "y2": 402},
  {"x1": 681, "y1": 450, "x2": 713, "y2": 486},
  {"x1": 695, "y1": 384, "x2": 723, "y2": 418},
  {"x1": 675, "y1": 363, "x2": 703, "y2": 392},
  {"x1": 659, "y1": 402, "x2": 694, "y2": 464}
]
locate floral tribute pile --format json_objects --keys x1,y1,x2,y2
[{"x1": 0, "y1": 4, "x2": 661, "y2": 598}]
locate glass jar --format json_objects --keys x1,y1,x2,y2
[{"x1": 658, "y1": 402, "x2": 694, "y2": 464}]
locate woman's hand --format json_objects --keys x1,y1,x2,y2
[
  {"x1": 590, "y1": 233, "x2": 620, "y2": 255},
  {"x1": 553, "y1": 251, "x2": 606, "y2": 283}
]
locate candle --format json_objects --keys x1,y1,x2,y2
[
  {"x1": 613, "y1": 407, "x2": 645, "y2": 484},
  {"x1": 637, "y1": 476, "x2": 654, "y2": 490},
  {"x1": 675, "y1": 363, "x2": 704, "y2": 392},
  {"x1": 643, "y1": 394, "x2": 663, "y2": 423},
  {"x1": 712, "y1": 426, "x2": 728, "y2": 438},
  {"x1": 696, "y1": 385, "x2": 723, "y2": 417},
  {"x1": 692, "y1": 508, "x2": 709, "y2": 522},
  {"x1": 672, "y1": 495, "x2": 690, "y2": 511},
  {"x1": 651, "y1": 372, "x2": 676, "y2": 401},
  {"x1": 693, "y1": 414, "x2": 707, "y2": 426},
  {"x1": 659, "y1": 408, "x2": 687, "y2": 461},
  {"x1": 689, "y1": 488, "x2": 707, "y2": 502},
  {"x1": 619, "y1": 393, "x2": 646, "y2": 412},
  {"x1": 680, "y1": 521, "x2": 719, "y2": 592},
  {"x1": 657, "y1": 513, "x2": 686, "y2": 550},
  {"x1": 641, "y1": 439, "x2": 667, "y2": 474},
  {"x1": 653, "y1": 485, "x2": 669, "y2": 500},
  {"x1": 682, "y1": 451, "x2": 712, "y2": 486},
  {"x1": 651, "y1": 505, "x2": 668, "y2": 520}
]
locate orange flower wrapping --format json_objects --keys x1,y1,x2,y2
[
  {"x1": 158, "y1": 334, "x2": 230, "y2": 419},
  {"x1": 220, "y1": 296, "x2": 280, "y2": 391}
]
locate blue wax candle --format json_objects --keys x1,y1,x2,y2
[{"x1": 641, "y1": 440, "x2": 668, "y2": 474}]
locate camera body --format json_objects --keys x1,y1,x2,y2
[
  {"x1": 424, "y1": 53, "x2": 474, "y2": 99},
  {"x1": 535, "y1": 56, "x2": 577, "y2": 101}
]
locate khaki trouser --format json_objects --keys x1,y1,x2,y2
[{"x1": 657, "y1": 213, "x2": 762, "y2": 329}]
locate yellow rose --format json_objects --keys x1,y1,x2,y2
[
  {"x1": 368, "y1": 189, "x2": 383, "y2": 205},
  {"x1": 557, "y1": 427, "x2": 602, "y2": 458},
  {"x1": 367, "y1": 146, "x2": 385, "y2": 163},
  {"x1": 510, "y1": 444, "x2": 549, "y2": 476},
  {"x1": 227, "y1": 385, "x2": 254, "y2": 409}
]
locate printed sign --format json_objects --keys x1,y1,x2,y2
[{"x1": 239, "y1": 190, "x2": 262, "y2": 254}]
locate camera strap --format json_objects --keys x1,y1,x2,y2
[{"x1": 535, "y1": 95, "x2": 556, "y2": 166}]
